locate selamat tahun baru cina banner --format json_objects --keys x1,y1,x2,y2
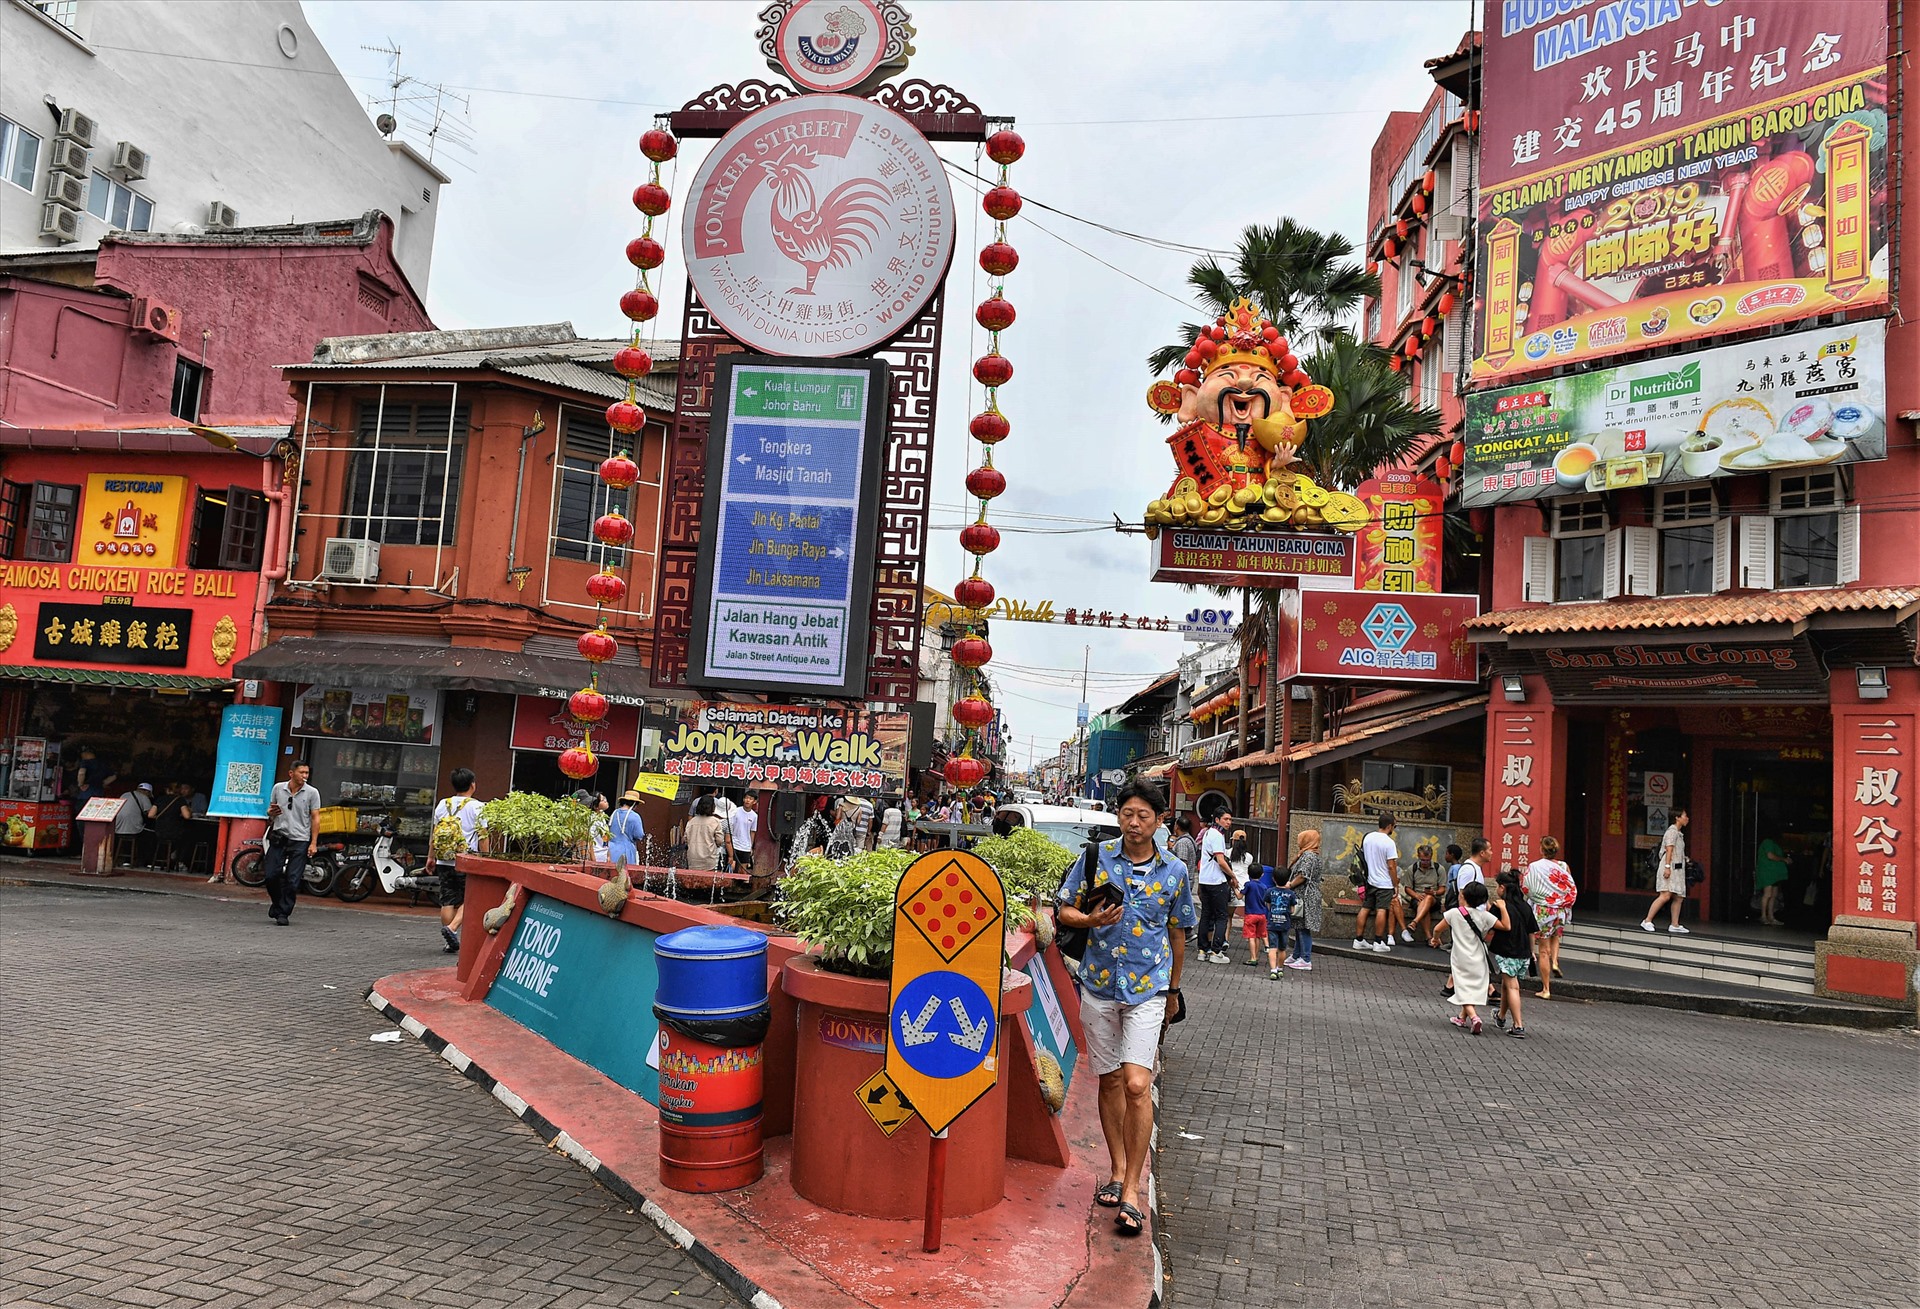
[
  {"x1": 659, "y1": 701, "x2": 909, "y2": 795},
  {"x1": 1473, "y1": 1, "x2": 1889, "y2": 380}
]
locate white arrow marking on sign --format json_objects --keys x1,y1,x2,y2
[
  {"x1": 947, "y1": 998, "x2": 988, "y2": 1053},
  {"x1": 742, "y1": 387, "x2": 758, "y2": 397},
  {"x1": 736, "y1": 453, "x2": 751, "y2": 463},
  {"x1": 900, "y1": 996, "x2": 941, "y2": 1047},
  {"x1": 830, "y1": 547, "x2": 847, "y2": 558}
]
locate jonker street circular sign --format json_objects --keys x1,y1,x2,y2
[{"x1": 683, "y1": 93, "x2": 957, "y2": 358}]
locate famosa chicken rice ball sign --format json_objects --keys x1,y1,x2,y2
[{"x1": 683, "y1": 94, "x2": 956, "y2": 358}]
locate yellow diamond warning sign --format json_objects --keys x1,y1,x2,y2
[
  {"x1": 855, "y1": 1067, "x2": 917, "y2": 1137},
  {"x1": 899, "y1": 854, "x2": 1003, "y2": 963}
]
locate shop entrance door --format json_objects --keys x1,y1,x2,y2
[{"x1": 1712, "y1": 753, "x2": 1831, "y2": 929}]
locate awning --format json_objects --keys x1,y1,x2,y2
[
  {"x1": 0, "y1": 664, "x2": 232, "y2": 691},
  {"x1": 231, "y1": 637, "x2": 655, "y2": 702},
  {"x1": 1218, "y1": 693, "x2": 1488, "y2": 772}
]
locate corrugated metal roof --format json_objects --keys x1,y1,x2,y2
[
  {"x1": 1468, "y1": 588, "x2": 1920, "y2": 636},
  {"x1": 1216, "y1": 693, "x2": 1488, "y2": 771},
  {"x1": 286, "y1": 330, "x2": 681, "y2": 409}
]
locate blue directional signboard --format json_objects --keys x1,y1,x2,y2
[{"x1": 689, "y1": 356, "x2": 890, "y2": 699}]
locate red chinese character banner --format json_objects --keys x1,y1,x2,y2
[
  {"x1": 1487, "y1": 707, "x2": 1552, "y2": 872},
  {"x1": 1473, "y1": 2, "x2": 1888, "y2": 379},
  {"x1": 1352, "y1": 471, "x2": 1443, "y2": 593},
  {"x1": 1836, "y1": 709, "x2": 1912, "y2": 923}
]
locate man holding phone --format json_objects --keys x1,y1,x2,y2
[{"x1": 1056, "y1": 780, "x2": 1195, "y2": 1240}]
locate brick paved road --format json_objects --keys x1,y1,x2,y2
[
  {"x1": 0, "y1": 885, "x2": 737, "y2": 1309},
  {"x1": 1154, "y1": 947, "x2": 1919, "y2": 1308}
]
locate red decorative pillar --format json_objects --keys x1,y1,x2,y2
[{"x1": 1820, "y1": 666, "x2": 1919, "y2": 1006}]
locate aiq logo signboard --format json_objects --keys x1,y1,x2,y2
[
  {"x1": 688, "y1": 355, "x2": 890, "y2": 699},
  {"x1": 1292, "y1": 592, "x2": 1480, "y2": 684},
  {"x1": 1463, "y1": 319, "x2": 1886, "y2": 506},
  {"x1": 1474, "y1": 1, "x2": 1889, "y2": 379}
]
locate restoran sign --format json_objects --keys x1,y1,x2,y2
[{"x1": 76, "y1": 473, "x2": 188, "y2": 564}]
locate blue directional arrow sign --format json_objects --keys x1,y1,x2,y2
[{"x1": 890, "y1": 970, "x2": 997, "y2": 1081}]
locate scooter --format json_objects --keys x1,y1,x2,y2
[{"x1": 333, "y1": 827, "x2": 439, "y2": 903}]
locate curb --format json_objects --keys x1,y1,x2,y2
[
  {"x1": 365, "y1": 987, "x2": 785, "y2": 1309},
  {"x1": 2, "y1": 874, "x2": 434, "y2": 918},
  {"x1": 1318, "y1": 941, "x2": 1913, "y2": 1030}
]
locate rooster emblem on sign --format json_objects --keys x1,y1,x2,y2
[{"x1": 759, "y1": 144, "x2": 892, "y2": 295}]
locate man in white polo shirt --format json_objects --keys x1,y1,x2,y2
[{"x1": 1355, "y1": 813, "x2": 1401, "y2": 954}]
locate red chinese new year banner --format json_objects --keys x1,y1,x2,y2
[
  {"x1": 1835, "y1": 708, "x2": 1911, "y2": 924},
  {"x1": 1292, "y1": 592, "x2": 1480, "y2": 684},
  {"x1": 1352, "y1": 471, "x2": 1443, "y2": 593},
  {"x1": 1474, "y1": 3, "x2": 1889, "y2": 379}
]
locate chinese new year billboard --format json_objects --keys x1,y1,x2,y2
[
  {"x1": 1474, "y1": 2, "x2": 1889, "y2": 380},
  {"x1": 1352, "y1": 471, "x2": 1443, "y2": 592},
  {"x1": 1462, "y1": 318, "x2": 1886, "y2": 505}
]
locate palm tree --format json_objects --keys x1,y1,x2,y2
[
  {"x1": 1295, "y1": 331, "x2": 1437, "y2": 490},
  {"x1": 1146, "y1": 219, "x2": 1379, "y2": 377}
]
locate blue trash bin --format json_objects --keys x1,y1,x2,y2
[{"x1": 652, "y1": 924, "x2": 771, "y2": 1191}]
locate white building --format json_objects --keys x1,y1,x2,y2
[{"x1": 0, "y1": 0, "x2": 448, "y2": 290}]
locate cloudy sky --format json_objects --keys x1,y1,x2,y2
[{"x1": 302, "y1": 0, "x2": 1474, "y2": 769}]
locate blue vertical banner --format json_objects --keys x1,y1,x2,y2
[{"x1": 207, "y1": 705, "x2": 283, "y2": 819}]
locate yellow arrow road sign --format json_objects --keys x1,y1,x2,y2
[{"x1": 855, "y1": 1067, "x2": 917, "y2": 1137}]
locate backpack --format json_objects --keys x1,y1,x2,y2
[{"x1": 432, "y1": 798, "x2": 475, "y2": 863}]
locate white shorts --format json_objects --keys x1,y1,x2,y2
[{"x1": 1080, "y1": 993, "x2": 1167, "y2": 1076}]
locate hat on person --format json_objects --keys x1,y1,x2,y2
[
  {"x1": 138, "y1": 782, "x2": 154, "y2": 792},
  {"x1": 620, "y1": 789, "x2": 642, "y2": 804},
  {"x1": 569, "y1": 789, "x2": 592, "y2": 803},
  {"x1": 1232, "y1": 828, "x2": 1246, "y2": 839}
]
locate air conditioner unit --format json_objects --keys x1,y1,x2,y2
[
  {"x1": 39, "y1": 204, "x2": 79, "y2": 244},
  {"x1": 132, "y1": 297, "x2": 182, "y2": 343},
  {"x1": 56, "y1": 108, "x2": 96, "y2": 148},
  {"x1": 321, "y1": 538, "x2": 380, "y2": 583},
  {"x1": 207, "y1": 200, "x2": 238, "y2": 231},
  {"x1": 43, "y1": 171, "x2": 86, "y2": 208},
  {"x1": 111, "y1": 141, "x2": 149, "y2": 180},
  {"x1": 48, "y1": 137, "x2": 90, "y2": 176}
]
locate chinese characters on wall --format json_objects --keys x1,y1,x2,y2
[{"x1": 1840, "y1": 710, "x2": 1910, "y2": 922}]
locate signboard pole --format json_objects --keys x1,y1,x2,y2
[{"x1": 923, "y1": 1128, "x2": 949, "y2": 1253}]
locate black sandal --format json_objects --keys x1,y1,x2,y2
[
  {"x1": 1114, "y1": 1201, "x2": 1145, "y2": 1235},
  {"x1": 1094, "y1": 1181, "x2": 1122, "y2": 1208}
]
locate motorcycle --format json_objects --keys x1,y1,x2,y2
[
  {"x1": 231, "y1": 835, "x2": 341, "y2": 895},
  {"x1": 333, "y1": 827, "x2": 439, "y2": 903},
  {"x1": 229, "y1": 837, "x2": 266, "y2": 886}
]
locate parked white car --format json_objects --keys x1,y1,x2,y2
[{"x1": 994, "y1": 803, "x2": 1121, "y2": 853}]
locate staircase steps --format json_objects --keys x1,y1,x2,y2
[{"x1": 1558, "y1": 921, "x2": 1818, "y2": 996}]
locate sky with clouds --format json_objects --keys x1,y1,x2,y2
[{"x1": 301, "y1": 0, "x2": 1475, "y2": 770}]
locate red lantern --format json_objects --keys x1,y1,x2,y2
[
  {"x1": 1437, "y1": 290, "x2": 1457, "y2": 315},
  {"x1": 982, "y1": 185, "x2": 1022, "y2": 220},
  {"x1": 632, "y1": 182, "x2": 671, "y2": 216},
  {"x1": 1382, "y1": 238, "x2": 1397, "y2": 260},
  {"x1": 952, "y1": 696, "x2": 995, "y2": 728},
  {"x1": 1404, "y1": 337, "x2": 1419, "y2": 357},
  {"x1": 639, "y1": 128, "x2": 678, "y2": 163},
  {"x1": 1174, "y1": 368, "x2": 1199, "y2": 387},
  {"x1": 1449, "y1": 439, "x2": 1465, "y2": 466},
  {"x1": 959, "y1": 521, "x2": 1001, "y2": 555},
  {"x1": 1395, "y1": 217, "x2": 1409, "y2": 239},
  {"x1": 606, "y1": 401, "x2": 644, "y2": 434},
  {"x1": 985, "y1": 129, "x2": 1025, "y2": 165},
  {"x1": 970, "y1": 409, "x2": 1010, "y2": 443},
  {"x1": 613, "y1": 346, "x2": 653, "y2": 378},
  {"x1": 578, "y1": 628, "x2": 617, "y2": 663},
  {"x1": 1423, "y1": 169, "x2": 1437, "y2": 194},
  {"x1": 944, "y1": 755, "x2": 988, "y2": 788},
  {"x1": 569, "y1": 687, "x2": 609, "y2": 724},
  {"x1": 975, "y1": 297, "x2": 1016, "y2": 332},
  {"x1": 952, "y1": 636, "x2": 993, "y2": 669},
  {"x1": 1433, "y1": 456, "x2": 1451, "y2": 481},
  {"x1": 979, "y1": 242, "x2": 1020, "y2": 275},
  {"x1": 558, "y1": 746, "x2": 599, "y2": 780},
  {"x1": 953, "y1": 576, "x2": 995, "y2": 610},
  {"x1": 973, "y1": 353, "x2": 1013, "y2": 387},
  {"x1": 620, "y1": 288, "x2": 659, "y2": 322},
  {"x1": 627, "y1": 236, "x2": 664, "y2": 270},
  {"x1": 1389, "y1": 354, "x2": 1404, "y2": 372},
  {"x1": 599, "y1": 452, "x2": 639, "y2": 489},
  {"x1": 965, "y1": 466, "x2": 1006, "y2": 500},
  {"x1": 1366, "y1": 260, "x2": 1379, "y2": 276},
  {"x1": 593, "y1": 510, "x2": 635, "y2": 547},
  {"x1": 1422, "y1": 315, "x2": 1438, "y2": 336},
  {"x1": 586, "y1": 570, "x2": 627, "y2": 605},
  {"x1": 1411, "y1": 194, "x2": 1427, "y2": 216}
]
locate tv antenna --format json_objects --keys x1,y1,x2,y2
[{"x1": 359, "y1": 41, "x2": 476, "y2": 169}]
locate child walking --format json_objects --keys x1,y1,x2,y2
[
  {"x1": 1433, "y1": 881, "x2": 1508, "y2": 1034},
  {"x1": 1491, "y1": 869, "x2": 1541, "y2": 1038}
]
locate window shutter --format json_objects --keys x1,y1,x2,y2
[
  {"x1": 1624, "y1": 526, "x2": 1658, "y2": 596},
  {"x1": 1712, "y1": 517, "x2": 1733, "y2": 592},
  {"x1": 1523, "y1": 535, "x2": 1554, "y2": 603},
  {"x1": 1602, "y1": 527, "x2": 1623, "y2": 600},
  {"x1": 0, "y1": 480, "x2": 25, "y2": 559},
  {"x1": 220, "y1": 486, "x2": 267, "y2": 571},
  {"x1": 1836, "y1": 505, "x2": 1860, "y2": 585},
  {"x1": 1740, "y1": 516, "x2": 1775, "y2": 590}
]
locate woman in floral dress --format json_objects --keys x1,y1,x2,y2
[{"x1": 1524, "y1": 836, "x2": 1578, "y2": 998}]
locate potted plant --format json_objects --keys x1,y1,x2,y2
[
  {"x1": 972, "y1": 827, "x2": 1077, "y2": 933},
  {"x1": 477, "y1": 791, "x2": 595, "y2": 863}
]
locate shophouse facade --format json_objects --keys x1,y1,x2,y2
[
  {"x1": 228, "y1": 325, "x2": 677, "y2": 846},
  {"x1": 1465, "y1": 1, "x2": 1916, "y2": 1005}
]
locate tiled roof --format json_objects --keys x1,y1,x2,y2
[
  {"x1": 1468, "y1": 588, "x2": 1920, "y2": 636},
  {"x1": 1217, "y1": 693, "x2": 1488, "y2": 771},
  {"x1": 0, "y1": 664, "x2": 231, "y2": 690}
]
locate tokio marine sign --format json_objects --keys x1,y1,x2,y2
[{"x1": 683, "y1": 94, "x2": 956, "y2": 357}]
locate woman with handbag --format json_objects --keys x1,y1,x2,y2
[
  {"x1": 1524, "y1": 836, "x2": 1579, "y2": 997},
  {"x1": 1640, "y1": 809, "x2": 1692, "y2": 934},
  {"x1": 1279, "y1": 829, "x2": 1325, "y2": 971}
]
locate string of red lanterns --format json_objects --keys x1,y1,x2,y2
[
  {"x1": 560, "y1": 122, "x2": 678, "y2": 782},
  {"x1": 945, "y1": 126, "x2": 1025, "y2": 793}
]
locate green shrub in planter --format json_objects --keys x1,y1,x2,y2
[
  {"x1": 777, "y1": 848, "x2": 916, "y2": 978},
  {"x1": 479, "y1": 791, "x2": 595, "y2": 863},
  {"x1": 972, "y1": 828, "x2": 1077, "y2": 927}
]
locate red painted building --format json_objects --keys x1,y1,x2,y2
[
  {"x1": 1463, "y1": 3, "x2": 1916, "y2": 1006},
  {"x1": 0, "y1": 214, "x2": 430, "y2": 859}
]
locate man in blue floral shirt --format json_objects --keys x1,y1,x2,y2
[{"x1": 1056, "y1": 780, "x2": 1195, "y2": 1238}]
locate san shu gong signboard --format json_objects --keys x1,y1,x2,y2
[{"x1": 688, "y1": 355, "x2": 890, "y2": 699}]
